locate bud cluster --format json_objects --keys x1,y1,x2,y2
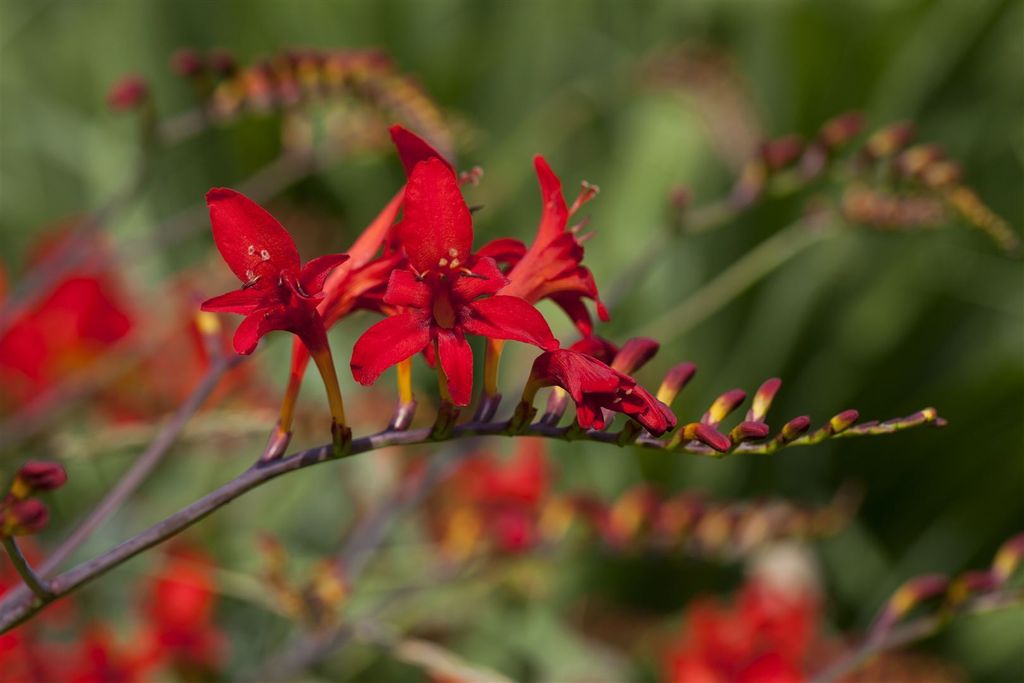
[{"x1": 1, "y1": 460, "x2": 67, "y2": 537}]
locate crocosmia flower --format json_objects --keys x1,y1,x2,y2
[
  {"x1": 524, "y1": 348, "x2": 677, "y2": 435},
  {"x1": 481, "y1": 156, "x2": 608, "y2": 335},
  {"x1": 200, "y1": 188, "x2": 348, "y2": 356},
  {"x1": 351, "y1": 156, "x2": 558, "y2": 406}
]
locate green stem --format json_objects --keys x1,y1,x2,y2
[{"x1": 639, "y1": 219, "x2": 835, "y2": 343}]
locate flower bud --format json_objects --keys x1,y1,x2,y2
[
  {"x1": 819, "y1": 111, "x2": 864, "y2": 150},
  {"x1": 779, "y1": 416, "x2": 811, "y2": 443},
  {"x1": 828, "y1": 409, "x2": 859, "y2": 435},
  {"x1": 2, "y1": 499, "x2": 49, "y2": 536},
  {"x1": 610, "y1": 337, "x2": 660, "y2": 374},
  {"x1": 865, "y1": 121, "x2": 916, "y2": 159},
  {"x1": 992, "y1": 532, "x2": 1024, "y2": 583},
  {"x1": 703, "y1": 388, "x2": 746, "y2": 426},
  {"x1": 11, "y1": 460, "x2": 67, "y2": 497},
  {"x1": 171, "y1": 48, "x2": 205, "y2": 77},
  {"x1": 107, "y1": 75, "x2": 149, "y2": 111},
  {"x1": 682, "y1": 423, "x2": 731, "y2": 453},
  {"x1": 747, "y1": 378, "x2": 782, "y2": 422},
  {"x1": 656, "y1": 362, "x2": 697, "y2": 406},
  {"x1": 730, "y1": 421, "x2": 770, "y2": 443},
  {"x1": 760, "y1": 135, "x2": 804, "y2": 170}
]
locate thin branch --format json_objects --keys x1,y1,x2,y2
[
  {"x1": 0, "y1": 408, "x2": 939, "y2": 634},
  {"x1": 1, "y1": 538, "x2": 53, "y2": 601},
  {"x1": 810, "y1": 589, "x2": 1024, "y2": 683},
  {"x1": 41, "y1": 355, "x2": 242, "y2": 575}
]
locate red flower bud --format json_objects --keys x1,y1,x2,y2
[
  {"x1": 610, "y1": 337, "x2": 660, "y2": 374},
  {"x1": 780, "y1": 416, "x2": 811, "y2": 443},
  {"x1": 13, "y1": 460, "x2": 67, "y2": 496},
  {"x1": 657, "y1": 362, "x2": 697, "y2": 406},
  {"x1": 2, "y1": 499, "x2": 49, "y2": 536},
  {"x1": 828, "y1": 409, "x2": 859, "y2": 434},
  {"x1": 171, "y1": 48, "x2": 205, "y2": 77},
  {"x1": 107, "y1": 75, "x2": 149, "y2": 111}
]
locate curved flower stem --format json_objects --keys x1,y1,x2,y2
[
  {"x1": 639, "y1": 217, "x2": 836, "y2": 343},
  {"x1": 0, "y1": 403, "x2": 944, "y2": 635},
  {"x1": 809, "y1": 588, "x2": 1024, "y2": 683},
  {"x1": 1, "y1": 538, "x2": 53, "y2": 601},
  {"x1": 0, "y1": 355, "x2": 242, "y2": 614}
]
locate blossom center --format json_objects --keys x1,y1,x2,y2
[{"x1": 432, "y1": 289, "x2": 457, "y2": 329}]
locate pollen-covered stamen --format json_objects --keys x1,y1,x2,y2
[{"x1": 568, "y1": 181, "x2": 600, "y2": 217}]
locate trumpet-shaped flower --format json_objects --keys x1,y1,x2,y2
[
  {"x1": 524, "y1": 348, "x2": 676, "y2": 435},
  {"x1": 351, "y1": 157, "x2": 558, "y2": 406},
  {"x1": 482, "y1": 156, "x2": 608, "y2": 335},
  {"x1": 200, "y1": 188, "x2": 348, "y2": 355}
]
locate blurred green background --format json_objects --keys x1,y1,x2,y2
[{"x1": 1, "y1": 0, "x2": 1021, "y2": 681}]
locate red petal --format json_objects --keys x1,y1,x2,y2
[
  {"x1": 462, "y1": 296, "x2": 557, "y2": 350},
  {"x1": 477, "y1": 237, "x2": 527, "y2": 266},
  {"x1": 389, "y1": 125, "x2": 453, "y2": 176},
  {"x1": 320, "y1": 190, "x2": 403, "y2": 299},
  {"x1": 349, "y1": 189, "x2": 403, "y2": 268},
  {"x1": 451, "y1": 257, "x2": 508, "y2": 302},
  {"x1": 299, "y1": 253, "x2": 349, "y2": 295},
  {"x1": 350, "y1": 311, "x2": 432, "y2": 386},
  {"x1": 207, "y1": 188, "x2": 300, "y2": 285},
  {"x1": 398, "y1": 158, "x2": 473, "y2": 275},
  {"x1": 200, "y1": 288, "x2": 266, "y2": 314},
  {"x1": 232, "y1": 309, "x2": 285, "y2": 355},
  {"x1": 533, "y1": 156, "x2": 568, "y2": 246},
  {"x1": 382, "y1": 269, "x2": 431, "y2": 309},
  {"x1": 436, "y1": 328, "x2": 474, "y2": 406}
]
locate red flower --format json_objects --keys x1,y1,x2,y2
[
  {"x1": 664, "y1": 574, "x2": 821, "y2": 683},
  {"x1": 0, "y1": 267, "x2": 134, "y2": 410},
  {"x1": 143, "y1": 548, "x2": 225, "y2": 672},
  {"x1": 482, "y1": 156, "x2": 608, "y2": 335},
  {"x1": 351, "y1": 157, "x2": 558, "y2": 406},
  {"x1": 434, "y1": 440, "x2": 551, "y2": 555},
  {"x1": 525, "y1": 349, "x2": 677, "y2": 435},
  {"x1": 200, "y1": 188, "x2": 348, "y2": 356}
]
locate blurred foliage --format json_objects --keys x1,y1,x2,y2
[{"x1": 0, "y1": 0, "x2": 1021, "y2": 681}]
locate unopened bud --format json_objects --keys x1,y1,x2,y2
[
  {"x1": 748, "y1": 378, "x2": 782, "y2": 422},
  {"x1": 703, "y1": 389, "x2": 746, "y2": 426},
  {"x1": 829, "y1": 409, "x2": 859, "y2": 435},
  {"x1": 920, "y1": 160, "x2": 962, "y2": 189},
  {"x1": 730, "y1": 421, "x2": 770, "y2": 443},
  {"x1": 682, "y1": 423, "x2": 731, "y2": 453},
  {"x1": 2, "y1": 499, "x2": 49, "y2": 536},
  {"x1": 780, "y1": 416, "x2": 811, "y2": 443},
  {"x1": 760, "y1": 135, "x2": 804, "y2": 170},
  {"x1": 656, "y1": 362, "x2": 697, "y2": 406},
  {"x1": 107, "y1": 75, "x2": 150, "y2": 111},
  {"x1": 819, "y1": 111, "x2": 864, "y2": 149},
  {"x1": 865, "y1": 121, "x2": 916, "y2": 159},
  {"x1": 12, "y1": 461, "x2": 67, "y2": 497},
  {"x1": 895, "y1": 144, "x2": 944, "y2": 178},
  {"x1": 171, "y1": 48, "x2": 205, "y2": 77},
  {"x1": 610, "y1": 337, "x2": 660, "y2": 374},
  {"x1": 992, "y1": 532, "x2": 1024, "y2": 583}
]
